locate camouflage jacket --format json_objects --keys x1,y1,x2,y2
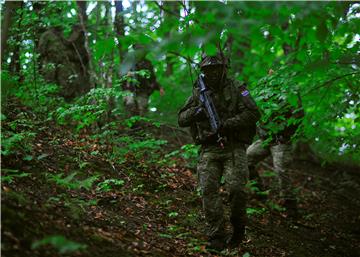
[
  {"x1": 122, "y1": 58, "x2": 160, "y2": 95},
  {"x1": 258, "y1": 95, "x2": 304, "y2": 144},
  {"x1": 178, "y1": 78, "x2": 260, "y2": 146}
]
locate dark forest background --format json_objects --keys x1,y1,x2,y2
[{"x1": 1, "y1": 1, "x2": 360, "y2": 257}]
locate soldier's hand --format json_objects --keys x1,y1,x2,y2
[
  {"x1": 222, "y1": 118, "x2": 233, "y2": 130},
  {"x1": 193, "y1": 106, "x2": 207, "y2": 121}
]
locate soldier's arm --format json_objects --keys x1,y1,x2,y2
[
  {"x1": 224, "y1": 85, "x2": 261, "y2": 129},
  {"x1": 178, "y1": 95, "x2": 199, "y2": 127},
  {"x1": 225, "y1": 101, "x2": 260, "y2": 129}
]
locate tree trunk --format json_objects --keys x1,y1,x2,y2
[
  {"x1": 103, "y1": 1, "x2": 114, "y2": 89},
  {"x1": 163, "y1": 1, "x2": 179, "y2": 76},
  {"x1": 94, "y1": 2, "x2": 102, "y2": 42},
  {"x1": 76, "y1": 1, "x2": 95, "y2": 88},
  {"x1": 1, "y1": 1, "x2": 22, "y2": 64},
  {"x1": 9, "y1": 2, "x2": 24, "y2": 78},
  {"x1": 76, "y1": 1, "x2": 87, "y2": 25},
  {"x1": 114, "y1": 0, "x2": 125, "y2": 62}
]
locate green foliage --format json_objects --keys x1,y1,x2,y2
[
  {"x1": 267, "y1": 200, "x2": 286, "y2": 212},
  {"x1": 31, "y1": 235, "x2": 87, "y2": 254},
  {"x1": 96, "y1": 179, "x2": 125, "y2": 192},
  {"x1": 1, "y1": 70, "x2": 18, "y2": 108},
  {"x1": 46, "y1": 193, "x2": 98, "y2": 219},
  {"x1": 55, "y1": 87, "x2": 127, "y2": 131},
  {"x1": 1, "y1": 169, "x2": 30, "y2": 184},
  {"x1": 1, "y1": 130, "x2": 36, "y2": 157},
  {"x1": 64, "y1": 197, "x2": 98, "y2": 219},
  {"x1": 15, "y1": 80, "x2": 63, "y2": 114},
  {"x1": 47, "y1": 172, "x2": 99, "y2": 191},
  {"x1": 246, "y1": 180, "x2": 261, "y2": 193},
  {"x1": 180, "y1": 144, "x2": 200, "y2": 160},
  {"x1": 165, "y1": 144, "x2": 199, "y2": 168},
  {"x1": 168, "y1": 211, "x2": 179, "y2": 218},
  {"x1": 108, "y1": 136, "x2": 168, "y2": 164},
  {"x1": 261, "y1": 170, "x2": 277, "y2": 178},
  {"x1": 4, "y1": 190, "x2": 29, "y2": 205},
  {"x1": 123, "y1": 115, "x2": 161, "y2": 128},
  {"x1": 1, "y1": 112, "x2": 36, "y2": 158},
  {"x1": 246, "y1": 207, "x2": 267, "y2": 216},
  {"x1": 2, "y1": 0, "x2": 360, "y2": 165}
]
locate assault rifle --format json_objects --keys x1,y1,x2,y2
[{"x1": 197, "y1": 74, "x2": 226, "y2": 148}]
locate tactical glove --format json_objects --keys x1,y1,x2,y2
[
  {"x1": 223, "y1": 118, "x2": 233, "y2": 130},
  {"x1": 193, "y1": 106, "x2": 207, "y2": 121}
]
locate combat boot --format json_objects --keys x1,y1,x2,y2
[
  {"x1": 207, "y1": 235, "x2": 226, "y2": 251},
  {"x1": 284, "y1": 199, "x2": 299, "y2": 220},
  {"x1": 227, "y1": 225, "x2": 245, "y2": 249}
]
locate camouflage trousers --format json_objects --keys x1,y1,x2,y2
[
  {"x1": 123, "y1": 91, "x2": 149, "y2": 116},
  {"x1": 197, "y1": 144, "x2": 249, "y2": 239},
  {"x1": 246, "y1": 139, "x2": 294, "y2": 200}
]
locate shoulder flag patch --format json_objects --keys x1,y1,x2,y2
[
  {"x1": 241, "y1": 90, "x2": 249, "y2": 96},
  {"x1": 239, "y1": 85, "x2": 249, "y2": 96},
  {"x1": 238, "y1": 84, "x2": 258, "y2": 110}
]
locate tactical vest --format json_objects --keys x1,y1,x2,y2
[{"x1": 190, "y1": 78, "x2": 257, "y2": 146}]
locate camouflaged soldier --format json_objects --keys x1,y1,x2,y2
[
  {"x1": 122, "y1": 44, "x2": 164, "y2": 116},
  {"x1": 38, "y1": 26, "x2": 90, "y2": 100},
  {"x1": 178, "y1": 53, "x2": 260, "y2": 250},
  {"x1": 246, "y1": 69, "x2": 304, "y2": 217}
]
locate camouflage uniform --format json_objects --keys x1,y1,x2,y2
[
  {"x1": 247, "y1": 96, "x2": 304, "y2": 206},
  {"x1": 178, "y1": 54, "x2": 260, "y2": 247},
  {"x1": 38, "y1": 26, "x2": 90, "y2": 100},
  {"x1": 247, "y1": 138, "x2": 293, "y2": 198},
  {"x1": 122, "y1": 54, "x2": 160, "y2": 116}
]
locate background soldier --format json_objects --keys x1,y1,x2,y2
[
  {"x1": 246, "y1": 69, "x2": 304, "y2": 216},
  {"x1": 178, "y1": 53, "x2": 260, "y2": 250},
  {"x1": 122, "y1": 44, "x2": 164, "y2": 116},
  {"x1": 38, "y1": 25, "x2": 90, "y2": 100}
]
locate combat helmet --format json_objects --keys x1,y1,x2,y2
[{"x1": 199, "y1": 52, "x2": 229, "y2": 68}]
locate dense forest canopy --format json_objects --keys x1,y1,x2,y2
[{"x1": 1, "y1": 1, "x2": 359, "y2": 161}]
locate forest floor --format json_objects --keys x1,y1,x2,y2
[{"x1": 2, "y1": 101, "x2": 360, "y2": 257}]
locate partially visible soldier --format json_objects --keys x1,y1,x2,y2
[
  {"x1": 122, "y1": 44, "x2": 164, "y2": 116},
  {"x1": 178, "y1": 53, "x2": 260, "y2": 250},
  {"x1": 246, "y1": 69, "x2": 304, "y2": 217},
  {"x1": 38, "y1": 25, "x2": 90, "y2": 100}
]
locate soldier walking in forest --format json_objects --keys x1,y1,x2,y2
[
  {"x1": 178, "y1": 53, "x2": 260, "y2": 250},
  {"x1": 247, "y1": 69, "x2": 304, "y2": 217},
  {"x1": 122, "y1": 44, "x2": 164, "y2": 116}
]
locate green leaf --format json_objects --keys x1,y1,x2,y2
[
  {"x1": 204, "y1": 43, "x2": 218, "y2": 56},
  {"x1": 158, "y1": 233, "x2": 173, "y2": 239},
  {"x1": 37, "y1": 153, "x2": 49, "y2": 160},
  {"x1": 23, "y1": 155, "x2": 33, "y2": 161},
  {"x1": 31, "y1": 235, "x2": 87, "y2": 254}
]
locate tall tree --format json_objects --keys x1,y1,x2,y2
[
  {"x1": 76, "y1": 1, "x2": 94, "y2": 88},
  {"x1": 1, "y1": 1, "x2": 22, "y2": 64},
  {"x1": 163, "y1": 1, "x2": 180, "y2": 76},
  {"x1": 114, "y1": 0, "x2": 125, "y2": 62},
  {"x1": 8, "y1": 2, "x2": 24, "y2": 77}
]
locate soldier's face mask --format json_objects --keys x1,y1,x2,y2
[{"x1": 202, "y1": 65, "x2": 225, "y2": 89}]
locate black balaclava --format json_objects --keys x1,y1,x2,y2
[{"x1": 202, "y1": 64, "x2": 226, "y2": 91}]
